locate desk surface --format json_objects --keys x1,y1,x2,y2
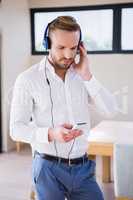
[
  {"x1": 88, "y1": 120, "x2": 133, "y2": 144},
  {"x1": 88, "y1": 120, "x2": 133, "y2": 157},
  {"x1": 87, "y1": 120, "x2": 133, "y2": 183}
]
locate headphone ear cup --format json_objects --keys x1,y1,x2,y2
[
  {"x1": 44, "y1": 36, "x2": 51, "y2": 49},
  {"x1": 77, "y1": 29, "x2": 82, "y2": 50},
  {"x1": 43, "y1": 23, "x2": 51, "y2": 50},
  {"x1": 47, "y1": 37, "x2": 51, "y2": 49}
]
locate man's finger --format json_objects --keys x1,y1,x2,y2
[
  {"x1": 63, "y1": 134, "x2": 74, "y2": 142},
  {"x1": 62, "y1": 128, "x2": 70, "y2": 135},
  {"x1": 71, "y1": 129, "x2": 83, "y2": 137},
  {"x1": 62, "y1": 123, "x2": 73, "y2": 129}
]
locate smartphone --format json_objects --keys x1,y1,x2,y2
[{"x1": 72, "y1": 122, "x2": 87, "y2": 130}]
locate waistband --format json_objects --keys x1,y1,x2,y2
[{"x1": 34, "y1": 151, "x2": 88, "y2": 166}]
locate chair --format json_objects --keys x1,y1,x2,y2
[{"x1": 113, "y1": 143, "x2": 133, "y2": 200}]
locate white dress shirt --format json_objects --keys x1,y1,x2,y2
[{"x1": 10, "y1": 57, "x2": 118, "y2": 158}]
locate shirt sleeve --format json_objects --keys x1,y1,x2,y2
[
  {"x1": 10, "y1": 74, "x2": 50, "y2": 144},
  {"x1": 84, "y1": 76, "x2": 118, "y2": 117}
]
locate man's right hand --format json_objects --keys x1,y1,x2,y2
[{"x1": 48, "y1": 123, "x2": 83, "y2": 142}]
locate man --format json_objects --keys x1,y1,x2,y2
[{"x1": 10, "y1": 16, "x2": 117, "y2": 200}]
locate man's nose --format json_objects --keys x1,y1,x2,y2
[{"x1": 64, "y1": 50, "x2": 74, "y2": 59}]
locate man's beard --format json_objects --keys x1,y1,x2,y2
[{"x1": 50, "y1": 54, "x2": 75, "y2": 70}]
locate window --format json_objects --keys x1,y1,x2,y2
[
  {"x1": 30, "y1": 3, "x2": 133, "y2": 55},
  {"x1": 121, "y1": 8, "x2": 133, "y2": 50}
]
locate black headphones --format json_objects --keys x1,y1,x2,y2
[{"x1": 42, "y1": 17, "x2": 82, "y2": 50}]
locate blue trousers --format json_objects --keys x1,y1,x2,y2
[{"x1": 32, "y1": 154, "x2": 104, "y2": 200}]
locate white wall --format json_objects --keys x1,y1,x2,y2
[
  {"x1": 29, "y1": 0, "x2": 133, "y2": 8},
  {"x1": 29, "y1": 0, "x2": 133, "y2": 126},
  {"x1": 0, "y1": 0, "x2": 31, "y2": 151}
]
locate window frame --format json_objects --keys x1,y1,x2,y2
[{"x1": 30, "y1": 3, "x2": 133, "y2": 55}]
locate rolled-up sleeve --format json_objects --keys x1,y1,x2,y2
[
  {"x1": 84, "y1": 76, "x2": 118, "y2": 117},
  {"x1": 10, "y1": 74, "x2": 49, "y2": 144}
]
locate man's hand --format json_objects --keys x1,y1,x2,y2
[
  {"x1": 74, "y1": 42, "x2": 92, "y2": 81},
  {"x1": 48, "y1": 123, "x2": 82, "y2": 142}
]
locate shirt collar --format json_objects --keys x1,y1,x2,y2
[
  {"x1": 39, "y1": 56, "x2": 76, "y2": 79},
  {"x1": 39, "y1": 57, "x2": 55, "y2": 76}
]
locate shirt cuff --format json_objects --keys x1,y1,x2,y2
[
  {"x1": 35, "y1": 127, "x2": 49, "y2": 144},
  {"x1": 84, "y1": 76, "x2": 102, "y2": 97}
]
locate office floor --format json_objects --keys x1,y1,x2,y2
[{"x1": 0, "y1": 146, "x2": 115, "y2": 200}]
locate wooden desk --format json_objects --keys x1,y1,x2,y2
[
  {"x1": 88, "y1": 142, "x2": 113, "y2": 183},
  {"x1": 88, "y1": 120, "x2": 133, "y2": 183},
  {"x1": 16, "y1": 142, "x2": 21, "y2": 153}
]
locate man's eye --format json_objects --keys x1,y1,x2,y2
[
  {"x1": 58, "y1": 47, "x2": 64, "y2": 50},
  {"x1": 71, "y1": 47, "x2": 77, "y2": 50}
]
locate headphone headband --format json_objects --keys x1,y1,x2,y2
[{"x1": 43, "y1": 18, "x2": 82, "y2": 50}]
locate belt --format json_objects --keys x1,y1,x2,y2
[{"x1": 34, "y1": 151, "x2": 88, "y2": 166}]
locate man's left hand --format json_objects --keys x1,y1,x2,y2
[{"x1": 74, "y1": 42, "x2": 92, "y2": 81}]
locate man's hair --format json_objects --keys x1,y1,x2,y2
[{"x1": 48, "y1": 16, "x2": 81, "y2": 37}]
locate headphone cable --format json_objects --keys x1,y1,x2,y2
[
  {"x1": 44, "y1": 56, "x2": 58, "y2": 158},
  {"x1": 44, "y1": 56, "x2": 76, "y2": 161}
]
